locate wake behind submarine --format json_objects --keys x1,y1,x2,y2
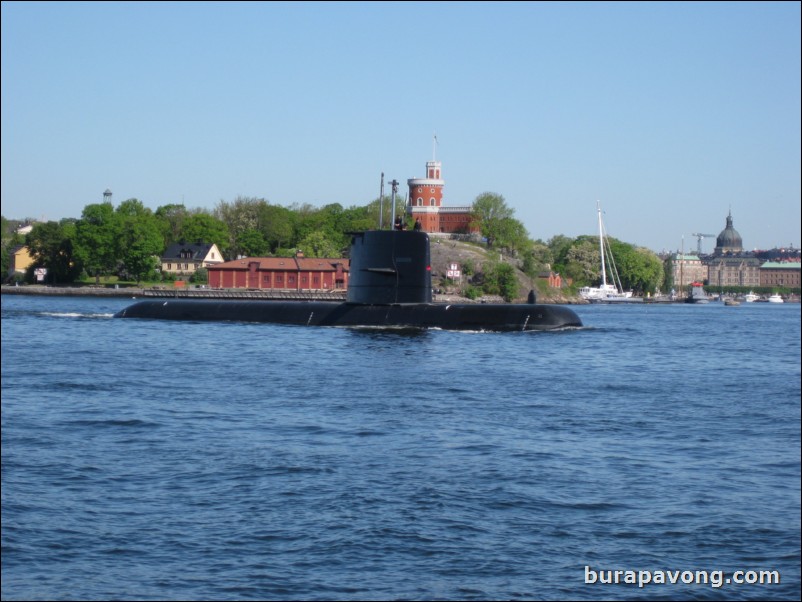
[{"x1": 115, "y1": 230, "x2": 582, "y2": 331}]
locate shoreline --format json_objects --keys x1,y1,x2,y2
[
  {"x1": 1, "y1": 284, "x2": 583, "y2": 305},
  {"x1": 4, "y1": 285, "x2": 796, "y2": 304}
]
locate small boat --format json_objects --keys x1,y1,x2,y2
[
  {"x1": 768, "y1": 293, "x2": 784, "y2": 303},
  {"x1": 743, "y1": 291, "x2": 759, "y2": 303},
  {"x1": 724, "y1": 298, "x2": 741, "y2": 306},
  {"x1": 685, "y1": 282, "x2": 710, "y2": 304},
  {"x1": 579, "y1": 202, "x2": 640, "y2": 303}
]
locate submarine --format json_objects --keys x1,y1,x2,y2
[{"x1": 114, "y1": 230, "x2": 582, "y2": 331}]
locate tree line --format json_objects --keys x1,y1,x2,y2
[{"x1": 1, "y1": 192, "x2": 666, "y2": 295}]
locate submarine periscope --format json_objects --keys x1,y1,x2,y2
[{"x1": 114, "y1": 230, "x2": 583, "y2": 331}]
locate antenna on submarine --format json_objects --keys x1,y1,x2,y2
[
  {"x1": 390, "y1": 179, "x2": 399, "y2": 227},
  {"x1": 378, "y1": 172, "x2": 385, "y2": 229}
]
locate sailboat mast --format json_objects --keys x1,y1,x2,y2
[{"x1": 597, "y1": 201, "x2": 607, "y2": 287}]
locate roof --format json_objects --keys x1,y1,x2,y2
[
  {"x1": 707, "y1": 256, "x2": 761, "y2": 266},
  {"x1": 209, "y1": 257, "x2": 349, "y2": 271},
  {"x1": 760, "y1": 261, "x2": 801, "y2": 270},
  {"x1": 162, "y1": 242, "x2": 217, "y2": 261},
  {"x1": 674, "y1": 254, "x2": 701, "y2": 260},
  {"x1": 715, "y1": 212, "x2": 743, "y2": 252},
  {"x1": 295, "y1": 257, "x2": 348, "y2": 271}
]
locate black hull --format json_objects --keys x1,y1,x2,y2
[
  {"x1": 114, "y1": 299, "x2": 582, "y2": 331},
  {"x1": 115, "y1": 231, "x2": 582, "y2": 331}
]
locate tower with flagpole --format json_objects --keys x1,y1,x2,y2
[{"x1": 406, "y1": 135, "x2": 475, "y2": 234}]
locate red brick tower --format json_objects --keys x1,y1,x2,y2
[{"x1": 407, "y1": 160, "x2": 444, "y2": 233}]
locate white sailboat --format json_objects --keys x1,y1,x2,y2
[{"x1": 579, "y1": 202, "x2": 637, "y2": 303}]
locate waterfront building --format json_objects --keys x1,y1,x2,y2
[
  {"x1": 161, "y1": 242, "x2": 224, "y2": 276},
  {"x1": 760, "y1": 261, "x2": 801, "y2": 289},
  {"x1": 707, "y1": 257, "x2": 761, "y2": 288},
  {"x1": 669, "y1": 253, "x2": 707, "y2": 288},
  {"x1": 704, "y1": 211, "x2": 761, "y2": 288},
  {"x1": 207, "y1": 251, "x2": 349, "y2": 291},
  {"x1": 406, "y1": 157, "x2": 477, "y2": 235},
  {"x1": 7, "y1": 245, "x2": 34, "y2": 277}
]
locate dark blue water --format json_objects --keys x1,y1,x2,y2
[{"x1": 2, "y1": 295, "x2": 800, "y2": 601}]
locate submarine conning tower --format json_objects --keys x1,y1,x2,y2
[{"x1": 347, "y1": 230, "x2": 432, "y2": 304}]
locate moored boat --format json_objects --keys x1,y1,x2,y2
[
  {"x1": 579, "y1": 202, "x2": 640, "y2": 303},
  {"x1": 685, "y1": 282, "x2": 710, "y2": 304}
]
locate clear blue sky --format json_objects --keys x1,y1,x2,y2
[{"x1": 2, "y1": 1, "x2": 800, "y2": 253}]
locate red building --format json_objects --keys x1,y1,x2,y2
[
  {"x1": 406, "y1": 158, "x2": 477, "y2": 234},
  {"x1": 208, "y1": 253, "x2": 349, "y2": 291}
]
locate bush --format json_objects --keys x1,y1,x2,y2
[
  {"x1": 190, "y1": 268, "x2": 208, "y2": 284},
  {"x1": 463, "y1": 285, "x2": 481, "y2": 300}
]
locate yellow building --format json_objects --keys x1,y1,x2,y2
[{"x1": 8, "y1": 245, "x2": 34, "y2": 276}]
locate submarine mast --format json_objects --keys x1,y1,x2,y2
[{"x1": 378, "y1": 172, "x2": 385, "y2": 229}]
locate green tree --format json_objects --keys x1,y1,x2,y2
[
  {"x1": 481, "y1": 261, "x2": 519, "y2": 302},
  {"x1": 470, "y1": 192, "x2": 515, "y2": 247},
  {"x1": 25, "y1": 220, "x2": 81, "y2": 283},
  {"x1": 522, "y1": 240, "x2": 554, "y2": 278},
  {"x1": 520, "y1": 250, "x2": 538, "y2": 279},
  {"x1": 617, "y1": 246, "x2": 664, "y2": 294},
  {"x1": 74, "y1": 202, "x2": 121, "y2": 282},
  {"x1": 339, "y1": 204, "x2": 375, "y2": 235},
  {"x1": 362, "y1": 195, "x2": 405, "y2": 231},
  {"x1": 155, "y1": 203, "x2": 189, "y2": 247},
  {"x1": 291, "y1": 202, "x2": 327, "y2": 245},
  {"x1": 257, "y1": 203, "x2": 295, "y2": 253},
  {"x1": 179, "y1": 213, "x2": 230, "y2": 255},
  {"x1": 496, "y1": 217, "x2": 530, "y2": 256},
  {"x1": 1, "y1": 243, "x2": 10, "y2": 277},
  {"x1": 547, "y1": 234, "x2": 576, "y2": 273},
  {"x1": 564, "y1": 237, "x2": 600, "y2": 283},
  {"x1": 115, "y1": 199, "x2": 164, "y2": 283},
  {"x1": 237, "y1": 229, "x2": 269, "y2": 257},
  {"x1": 215, "y1": 196, "x2": 269, "y2": 257},
  {"x1": 190, "y1": 267, "x2": 208, "y2": 284},
  {"x1": 297, "y1": 230, "x2": 341, "y2": 258}
]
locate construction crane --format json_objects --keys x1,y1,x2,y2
[{"x1": 690, "y1": 233, "x2": 716, "y2": 255}]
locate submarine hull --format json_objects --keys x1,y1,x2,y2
[
  {"x1": 115, "y1": 231, "x2": 582, "y2": 330},
  {"x1": 114, "y1": 299, "x2": 582, "y2": 331}
]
